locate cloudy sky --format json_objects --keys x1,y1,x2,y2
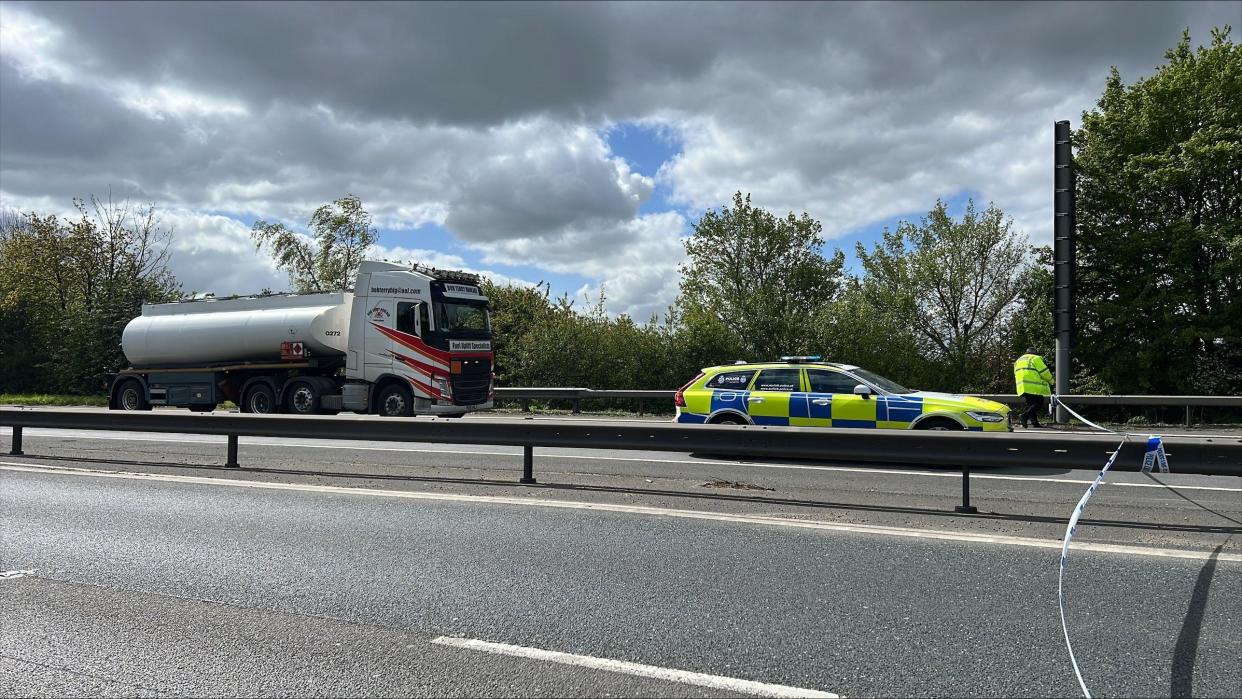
[{"x1": 1, "y1": 1, "x2": 1236, "y2": 317}]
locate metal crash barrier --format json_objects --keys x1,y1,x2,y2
[
  {"x1": 494, "y1": 388, "x2": 1242, "y2": 425},
  {"x1": 3, "y1": 409, "x2": 1239, "y2": 514}
]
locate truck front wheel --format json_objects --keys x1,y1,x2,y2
[
  {"x1": 243, "y1": 384, "x2": 277, "y2": 414},
  {"x1": 376, "y1": 384, "x2": 413, "y2": 417}
]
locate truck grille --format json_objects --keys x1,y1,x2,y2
[{"x1": 451, "y1": 376, "x2": 490, "y2": 405}]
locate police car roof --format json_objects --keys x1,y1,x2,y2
[{"x1": 706, "y1": 361, "x2": 860, "y2": 372}]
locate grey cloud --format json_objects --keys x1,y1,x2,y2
[
  {"x1": 27, "y1": 1, "x2": 1221, "y2": 126},
  {"x1": 3, "y1": 1, "x2": 1237, "y2": 317},
  {"x1": 1, "y1": 68, "x2": 645, "y2": 242},
  {"x1": 470, "y1": 210, "x2": 687, "y2": 319},
  {"x1": 13, "y1": 1, "x2": 716, "y2": 126},
  {"x1": 158, "y1": 210, "x2": 286, "y2": 295},
  {"x1": 445, "y1": 131, "x2": 651, "y2": 241},
  {"x1": 0, "y1": 64, "x2": 182, "y2": 166}
]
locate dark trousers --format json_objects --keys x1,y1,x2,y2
[{"x1": 1019, "y1": 393, "x2": 1046, "y2": 426}]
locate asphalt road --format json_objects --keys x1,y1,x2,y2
[
  {"x1": 2, "y1": 416, "x2": 1240, "y2": 697},
  {"x1": 2, "y1": 464, "x2": 1239, "y2": 698},
  {"x1": 3, "y1": 420, "x2": 1239, "y2": 550}
]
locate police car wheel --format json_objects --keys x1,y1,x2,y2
[{"x1": 711, "y1": 415, "x2": 747, "y2": 426}]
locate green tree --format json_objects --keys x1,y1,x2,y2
[
  {"x1": 854, "y1": 200, "x2": 1029, "y2": 392},
  {"x1": 1004, "y1": 246, "x2": 1054, "y2": 362},
  {"x1": 813, "y1": 280, "x2": 933, "y2": 388},
  {"x1": 678, "y1": 191, "x2": 845, "y2": 361},
  {"x1": 1074, "y1": 27, "x2": 1241, "y2": 394},
  {"x1": 251, "y1": 194, "x2": 378, "y2": 292},
  {"x1": 665, "y1": 300, "x2": 747, "y2": 375},
  {"x1": 481, "y1": 279, "x2": 689, "y2": 399},
  {"x1": 480, "y1": 280, "x2": 557, "y2": 386},
  {"x1": 0, "y1": 196, "x2": 181, "y2": 393}
]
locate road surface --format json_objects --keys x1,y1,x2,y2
[{"x1": 1, "y1": 419, "x2": 1240, "y2": 697}]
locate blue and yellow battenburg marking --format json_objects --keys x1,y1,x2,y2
[{"x1": 678, "y1": 389, "x2": 987, "y2": 430}]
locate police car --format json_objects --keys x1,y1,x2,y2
[{"x1": 674, "y1": 356, "x2": 1011, "y2": 431}]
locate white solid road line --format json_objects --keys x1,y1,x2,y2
[
  {"x1": 431, "y1": 636, "x2": 838, "y2": 698},
  {"x1": 5, "y1": 428, "x2": 1239, "y2": 493},
  {"x1": 3, "y1": 462, "x2": 1237, "y2": 563}
]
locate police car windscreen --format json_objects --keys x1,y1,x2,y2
[
  {"x1": 851, "y1": 368, "x2": 913, "y2": 394},
  {"x1": 436, "y1": 302, "x2": 490, "y2": 333}
]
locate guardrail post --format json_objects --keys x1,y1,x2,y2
[
  {"x1": 9, "y1": 426, "x2": 23, "y2": 455},
  {"x1": 572, "y1": 399, "x2": 581, "y2": 415},
  {"x1": 521, "y1": 399, "x2": 530, "y2": 413},
  {"x1": 637, "y1": 399, "x2": 644, "y2": 416},
  {"x1": 226, "y1": 434, "x2": 239, "y2": 468},
  {"x1": 1185, "y1": 405, "x2": 1192, "y2": 427},
  {"x1": 954, "y1": 465, "x2": 978, "y2": 514},
  {"x1": 520, "y1": 445, "x2": 536, "y2": 484}
]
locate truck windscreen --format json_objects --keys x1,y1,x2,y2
[{"x1": 436, "y1": 302, "x2": 490, "y2": 333}]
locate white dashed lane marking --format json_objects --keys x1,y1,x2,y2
[{"x1": 431, "y1": 636, "x2": 839, "y2": 698}]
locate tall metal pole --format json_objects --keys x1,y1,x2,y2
[{"x1": 1053, "y1": 121, "x2": 1075, "y2": 423}]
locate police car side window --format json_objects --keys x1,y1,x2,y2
[
  {"x1": 753, "y1": 369, "x2": 801, "y2": 392},
  {"x1": 705, "y1": 371, "x2": 755, "y2": 389},
  {"x1": 807, "y1": 370, "x2": 862, "y2": 394}
]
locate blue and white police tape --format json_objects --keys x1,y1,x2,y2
[
  {"x1": 1051, "y1": 395, "x2": 1169, "y2": 698},
  {"x1": 1142, "y1": 436, "x2": 1169, "y2": 475},
  {"x1": 1051, "y1": 395, "x2": 1119, "y2": 435}
]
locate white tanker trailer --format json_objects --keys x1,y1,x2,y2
[{"x1": 109, "y1": 261, "x2": 494, "y2": 416}]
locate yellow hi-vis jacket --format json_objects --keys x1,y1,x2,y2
[{"x1": 1014, "y1": 353, "x2": 1053, "y2": 396}]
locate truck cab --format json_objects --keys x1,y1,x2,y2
[{"x1": 351, "y1": 261, "x2": 494, "y2": 416}]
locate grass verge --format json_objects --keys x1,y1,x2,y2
[
  {"x1": 1, "y1": 394, "x2": 238, "y2": 410},
  {"x1": 1, "y1": 393, "x2": 108, "y2": 406}
]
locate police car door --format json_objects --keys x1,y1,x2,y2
[
  {"x1": 805, "y1": 369, "x2": 878, "y2": 428},
  {"x1": 746, "y1": 368, "x2": 802, "y2": 426}
]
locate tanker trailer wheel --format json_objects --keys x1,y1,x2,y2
[
  {"x1": 377, "y1": 383, "x2": 413, "y2": 417},
  {"x1": 115, "y1": 380, "x2": 150, "y2": 411},
  {"x1": 284, "y1": 379, "x2": 319, "y2": 415},
  {"x1": 242, "y1": 384, "x2": 277, "y2": 414}
]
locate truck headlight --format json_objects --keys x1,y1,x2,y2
[
  {"x1": 432, "y1": 377, "x2": 451, "y2": 397},
  {"x1": 966, "y1": 411, "x2": 1005, "y2": 423}
]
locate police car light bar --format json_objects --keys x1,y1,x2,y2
[{"x1": 779, "y1": 355, "x2": 823, "y2": 363}]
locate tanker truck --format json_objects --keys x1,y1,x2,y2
[{"x1": 109, "y1": 261, "x2": 493, "y2": 417}]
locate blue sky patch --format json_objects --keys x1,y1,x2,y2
[
  {"x1": 607, "y1": 121, "x2": 683, "y2": 216},
  {"x1": 605, "y1": 121, "x2": 682, "y2": 178}
]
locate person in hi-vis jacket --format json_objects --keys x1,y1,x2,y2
[{"x1": 1013, "y1": 349, "x2": 1053, "y2": 428}]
